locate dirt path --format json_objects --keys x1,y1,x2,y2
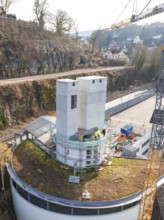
[{"x1": 0, "y1": 66, "x2": 125, "y2": 86}]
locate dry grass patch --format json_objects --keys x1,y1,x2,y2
[
  {"x1": 12, "y1": 140, "x2": 164, "y2": 202},
  {"x1": 0, "y1": 143, "x2": 12, "y2": 165}
]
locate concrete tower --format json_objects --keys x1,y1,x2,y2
[
  {"x1": 56, "y1": 79, "x2": 78, "y2": 138},
  {"x1": 77, "y1": 76, "x2": 107, "y2": 130}
]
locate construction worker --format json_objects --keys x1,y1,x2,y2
[
  {"x1": 97, "y1": 129, "x2": 101, "y2": 138},
  {"x1": 95, "y1": 129, "x2": 101, "y2": 139}
]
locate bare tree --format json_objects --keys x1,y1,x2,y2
[
  {"x1": 131, "y1": 44, "x2": 148, "y2": 75},
  {"x1": 89, "y1": 28, "x2": 102, "y2": 53},
  {"x1": 33, "y1": 0, "x2": 48, "y2": 29},
  {"x1": 73, "y1": 22, "x2": 79, "y2": 45},
  {"x1": 0, "y1": 0, "x2": 14, "y2": 14},
  {"x1": 50, "y1": 9, "x2": 75, "y2": 36}
]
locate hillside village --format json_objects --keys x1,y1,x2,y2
[
  {"x1": 100, "y1": 50, "x2": 129, "y2": 64},
  {"x1": 78, "y1": 22, "x2": 164, "y2": 68}
]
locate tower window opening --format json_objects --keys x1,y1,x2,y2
[
  {"x1": 99, "y1": 79, "x2": 102, "y2": 83},
  {"x1": 93, "y1": 80, "x2": 95, "y2": 84},
  {"x1": 87, "y1": 150, "x2": 91, "y2": 155},
  {"x1": 71, "y1": 95, "x2": 77, "y2": 109},
  {"x1": 72, "y1": 82, "x2": 75, "y2": 86}
]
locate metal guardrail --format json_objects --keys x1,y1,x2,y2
[
  {"x1": 0, "y1": 135, "x2": 15, "y2": 143},
  {"x1": 7, "y1": 161, "x2": 164, "y2": 216},
  {"x1": 7, "y1": 162, "x2": 140, "y2": 208},
  {"x1": 55, "y1": 133, "x2": 107, "y2": 150},
  {"x1": 32, "y1": 139, "x2": 52, "y2": 155},
  {"x1": 0, "y1": 130, "x2": 25, "y2": 143},
  {"x1": 9, "y1": 141, "x2": 164, "y2": 209}
]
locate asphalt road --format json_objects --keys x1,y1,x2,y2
[{"x1": 109, "y1": 95, "x2": 155, "y2": 134}]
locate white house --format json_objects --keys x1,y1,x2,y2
[
  {"x1": 100, "y1": 50, "x2": 113, "y2": 59},
  {"x1": 152, "y1": 34, "x2": 161, "y2": 40},
  {"x1": 113, "y1": 51, "x2": 129, "y2": 63},
  {"x1": 133, "y1": 36, "x2": 143, "y2": 44}
]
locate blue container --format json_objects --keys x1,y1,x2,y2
[{"x1": 120, "y1": 124, "x2": 133, "y2": 136}]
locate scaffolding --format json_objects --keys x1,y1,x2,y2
[{"x1": 55, "y1": 133, "x2": 107, "y2": 168}]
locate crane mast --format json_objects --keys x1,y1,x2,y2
[
  {"x1": 137, "y1": 46, "x2": 164, "y2": 220},
  {"x1": 150, "y1": 46, "x2": 164, "y2": 150}
]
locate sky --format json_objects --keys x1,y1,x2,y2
[{"x1": 9, "y1": 0, "x2": 164, "y2": 31}]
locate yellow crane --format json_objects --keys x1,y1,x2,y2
[{"x1": 109, "y1": 0, "x2": 164, "y2": 30}]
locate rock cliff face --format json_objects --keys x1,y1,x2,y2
[
  {"x1": 0, "y1": 38, "x2": 89, "y2": 78},
  {"x1": 0, "y1": 17, "x2": 101, "y2": 79}
]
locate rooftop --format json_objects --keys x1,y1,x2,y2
[
  {"x1": 77, "y1": 76, "x2": 106, "y2": 80},
  {"x1": 57, "y1": 78, "x2": 77, "y2": 83},
  {"x1": 24, "y1": 116, "x2": 56, "y2": 138},
  {"x1": 12, "y1": 140, "x2": 164, "y2": 202}
]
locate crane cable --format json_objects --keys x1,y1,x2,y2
[
  {"x1": 138, "y1": 0, "x2": 153, "y2": 15},
  {"x1": 113, "y1": 0, "x2": 132, "y2": 24},
  {"x1": 132, "y1": 0, "x2": 138, "y2": 15},
  {"x1": 112, "y1": 0, "x2": 153, "y2": 28}
]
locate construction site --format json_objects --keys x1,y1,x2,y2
[
  {"x1": 0, "y1": 68, "x2": 162, "y2": 220},
  {"x1": 1, "y1": 0, "x2": 164, "y2": 220}
]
